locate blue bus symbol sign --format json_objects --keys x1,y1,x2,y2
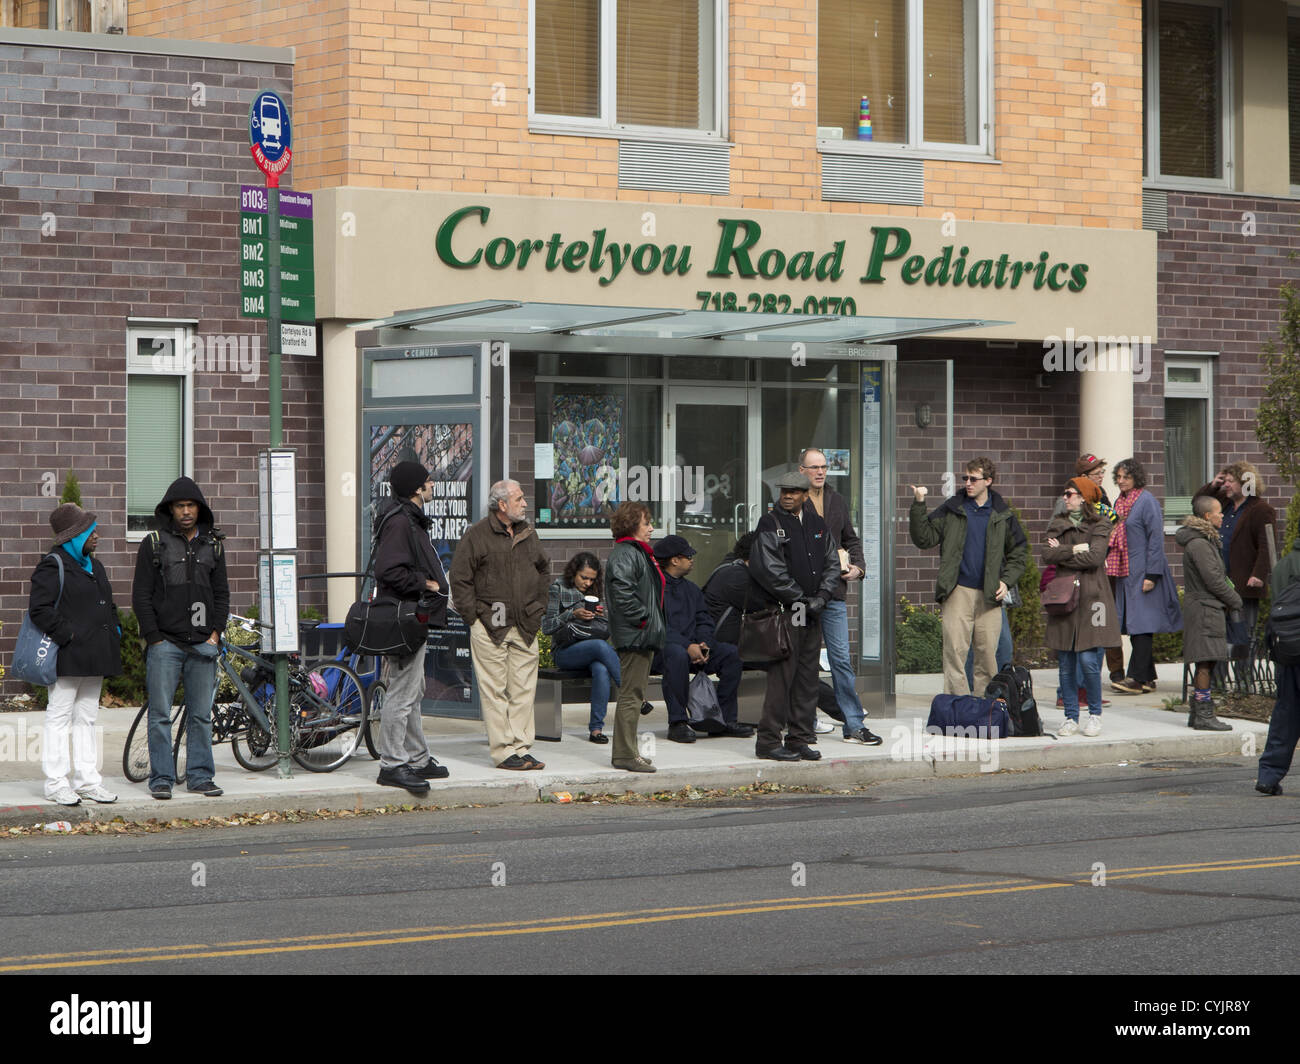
[{"x1": 248, "y1": 90, "x2": 292, "y2": 185}]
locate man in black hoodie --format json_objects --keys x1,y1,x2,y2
[
  {"x1": 372, "y1": 460, "x2": 451, "y2": 795},
  {"x1": 132, "y1": 477, "x2": 229, "y2": 800}
]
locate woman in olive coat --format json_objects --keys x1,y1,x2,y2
[
  {"x1": 1042, "y1": 478, "x2": 1120, "y2": 736},
  {"x1": 1177, "y1": 494, "x2": 1242, "y2": 731},
  {"x1": 27, "y1": 503, "x2": 122, "y2": 806}
]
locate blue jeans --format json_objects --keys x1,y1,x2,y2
[
  {"x1": 1056, "y1": 646, "x2": 1105, "y2": 702},
  {"x1": 821, "y1": 599, "x2": 865, "y2": 735},
  {"x1": 555, "y1": 639, "x2": 621, "y2": 733},
  {"x1": 146, "y1": 639, "x2": 218, "y2": 789},
  {"x1": 1058, "y1": 649, "x2": 1103, "y2": 721},
  {"x1": 965, "y1": 606, "x2": 1013, "y2": 692}
]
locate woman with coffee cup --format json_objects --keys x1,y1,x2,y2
[{"x1": 542, "y1": 552, "x2": 619, "y2": 743}]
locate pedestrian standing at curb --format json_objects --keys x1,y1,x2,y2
[
  {"x1": 132, "y1": 477, "x2": 229, "y2": 801},
  {"x1": 1257, "y1": 518, "x2": 1300, "y2": 796},
  {"x1": 1042, "y1": 478, "x2": 1119, "y2": 736},
  {"x1": 28, "y1": 503, "x2": 122, "y2": 806},
  {"x1": 605, "y1": 501, "x2": 664, "y2": 773},
  {"x1": 451, "y1": 479, "x2": 551, "y2": 771},
  {"x1": 908, "y1": 457, "x2": 1028, "y2": 697},
  {"x1": 1177, "y1": 495, "x2": 1241, "y2": 731},
  {"x1": 1108, "y1": 459, "x2": 1182, "y2": 695},
  {"x1": 371, "y1": 460, "x2": 452, "y2": 796}
]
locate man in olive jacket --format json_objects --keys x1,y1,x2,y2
[
  {"x1": 909, "y1": 457, "x2": 1028, "y2": 696},
  {"x1": 450, "y1": 479, "x2": 551, "y2": 770}
]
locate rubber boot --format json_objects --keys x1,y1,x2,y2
[{"x1": 1189, "y1": 698, "x2": 1231, "y2": 731}]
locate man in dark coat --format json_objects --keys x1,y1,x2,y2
[
  {"x1": 651, "y1": 534, "x2": 752, "y2": 742},
  {"x1": 131, "y1": 477, "x2": 229, "y2": 800},
  {"x1": 1257, "y1": 520, "x2": 1300, "y2": 795},
  {"x1": 703, "y1": 533, "x2": 773, "y2": 646},
  {"x1": 1178, "y1": 495, "x2": 1242, "y2": 731},
  {"x1": 1198, "y1": 461, "x2": 1278, "y2": 654},
  {"x1": 371, "y1": 460, "x2": 452, "y2": 795},
  {"x1": 29, "y1": 503, "x2": 121, "y2": 806},
  {"x1": 749, "y1": 471, "x2": 840, "y2": 761}
]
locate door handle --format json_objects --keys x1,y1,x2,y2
[{"x1": 733, "y1": 502, "x2": 745, "y2": 540}]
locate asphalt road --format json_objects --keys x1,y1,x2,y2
[{"x1": 2, "y1": 759, "x2": 1297, "y2": 986}]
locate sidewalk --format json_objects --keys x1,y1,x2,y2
[{"x1": 0, "y1": 662, "x2": 1272, "y2": 828}]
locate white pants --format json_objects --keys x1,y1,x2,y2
[{"x1": 44, "y1": 676, "x2": 103, "y2": 796}]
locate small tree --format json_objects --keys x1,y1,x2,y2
[
  {"x1": 60, "y1": 470, "x2": 83, "y2": 507},
  {"x1": 1256, "y1": 271, "x2": 1300, "y2": 555}
]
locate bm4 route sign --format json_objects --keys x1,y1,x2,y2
[{"x1": 240, "y1": 185, "x2": 316, "y2": 325}]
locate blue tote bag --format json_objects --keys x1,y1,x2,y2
[{"x1": 11, "y1": 553, "x2": 65, "y2": 687}]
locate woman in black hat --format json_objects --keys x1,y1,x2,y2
[{"x1": 27, "y1": 503, "x2": 122, "y2": 806}]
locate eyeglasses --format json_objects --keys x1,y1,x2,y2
[
  {"x1": 1063, "y1": 490, "x2": 1082, "y2": 499},
  {"x1": 961, "y1": 475, "x2": 985, "y2": 483},
  {"x1": 802, "y1": 464, "x2": 827, "y2": 471}
]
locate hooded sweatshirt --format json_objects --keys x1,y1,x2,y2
[{"x1": 131, "y1": 476, "x2": 229, "y2": 646}]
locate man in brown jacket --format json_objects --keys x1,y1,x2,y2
[{"x1": 450, "y1": 479, "x2": 552, "y2": 770}]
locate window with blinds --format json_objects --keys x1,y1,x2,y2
[
  {"x1": 1289, "y1": 14, "x2": 1300, "y2": 186},
  {"x1": 818, "y1": 0, "x2": 985, "y2": 150},
  {"x1": 1157, "y1": 1, "x2": 1223, "y2": 180},
  {"x1": 532, "y1": 0, "x2": 719, "y2": 134},
  {"x1": 535, "y1": 0, "x2": 600, "y2": 118}
]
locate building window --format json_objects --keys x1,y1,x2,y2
[
  {"x1": 531, "y1": 0, "x2": 723, "y2": 139},
  {"x1": 818, "y1": 0, "x2": 991, "y2": 154},
  {"x1": 1290, "y1": 11, "x2": 1300, "y2": 188},
  {"x1": 126, "y1": 322, "x2": 193, "y2": 536},
  {"x1": 1163, "y1": 355, "x2": 1214, "y2": 521},
  {"x1": 1145, "y1": 0, "x2": 1231, "y2": 185}
]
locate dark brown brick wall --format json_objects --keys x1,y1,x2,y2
[{"x1": 0, "y1": 41, "x2": 322, "y2": 692}]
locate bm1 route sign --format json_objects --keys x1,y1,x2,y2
[
  {"x1": 240, "y1": 186, "x2": 316, "y2": 326},
  {"x1": 248, "y1": 89, "x2": 292, "y2": 186}
]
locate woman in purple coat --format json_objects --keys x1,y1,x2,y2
[{"x1": 1108, "y1": 459, "x2": 1183, "y2": 694}]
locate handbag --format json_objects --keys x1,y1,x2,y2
[
  {"x1": 736, "y1": 581, "x2": 790, "y2": 663},
  {"x1": 12, "y1": 553, "x2": 65, "y2": 687},
  {"x1": 343, "y1": 509, "x2": 430, "y2": 657},
  {"x1": 551, "y1": 605, "x2": 610, "y2": 650},
  {"x1": 1042, "y1": 571, "x2": 1081, "y2": 616},
  {"x1": 686, "y1": 668, "x2": 726, "y2": 734}
]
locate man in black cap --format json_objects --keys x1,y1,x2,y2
[
  {"x1": 132, "y1": 477, "x2": 228, "y2": 799},
  {"x1": 652, "y1": 534, "x2": 752, "y2": 743},
  {"x1": 749, "y1": 471, "x2": 839, "y2": 761},
  {"x1": 371, "y1": 460, "x2": 451, "y2": 795}
]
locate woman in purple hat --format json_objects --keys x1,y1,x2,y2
[{"x1": 28, "y1": 503, "x2": 122, "y2": 806}]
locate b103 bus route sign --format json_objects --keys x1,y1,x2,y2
[{"x1": 248, "y1": 89, "x2": 292, "y2": 187}]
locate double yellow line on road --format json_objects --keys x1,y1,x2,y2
[{"x1": 3, "y1": 853, "x2": 1296, "y2": 971}]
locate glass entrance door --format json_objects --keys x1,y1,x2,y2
[{"x1": 666, "y1": 387, "x2": 756, "y2": 587}]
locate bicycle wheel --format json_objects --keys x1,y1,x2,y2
[
  {"x1": 363, "y1": 680, "x2": 385, "y2": 761},
  {"x1": 122, "y1": 702, "x2": 151, "y2": 782},
  {"x1": 291, "y1": 662, "x2": 367, "y2": 772},
  {"x1": 230, "y1": 685, "x2": 280, "y2": 772}
]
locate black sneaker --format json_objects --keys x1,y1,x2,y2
[
  {"x1": 496, "y1": 754, "x2": 531, "y2": 771},
  {"x1": 412, "y1": 758, "x2": 450, "y2": 780},
  {"x1": 187, "y1": 780, "x2": 224, "y2": 797},
  {"x1": 151, "y1": 784, "x2": 172, "y2": 801},
  {"x1": 1256, "y1": 781, "x2": 1283, "y2": 796},
  {"x1": 667, "y1": 722, "x2": 697, "y2": 744},
  {"x1": 376, "y1": 766, "x2": 431, "y2": 795},
  {"x1": 843, "y1": 727, "x2": 884, "y2": 746}
]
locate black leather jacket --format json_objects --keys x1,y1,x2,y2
[{"x1": 750, "y1": 506, "x2": 839, "y2": 608}]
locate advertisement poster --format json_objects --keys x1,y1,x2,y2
[
  {"x1": 370, "y1": 421, "x2": 476, "y2": 708},
  {"x1": 547, "y1": 393, "x2": 622, "y2": 524}
]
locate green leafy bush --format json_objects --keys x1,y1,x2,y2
[
  {"x1": 537, "y1": 631, "x2": 555, "y2": 669},
  {"x1": 1007, "y1": 504, "x2": 1044, "y2": 662},
  {"x1": 896, "y1": 595, "x2": 943, "y2": 673}
]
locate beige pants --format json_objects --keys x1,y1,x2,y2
[
  {"x1": 941, "y1": 584, "x2": 1002, "y2": 696},
  {"x1": 469, "y1": 621, "x2": 540, "y2": 764}
]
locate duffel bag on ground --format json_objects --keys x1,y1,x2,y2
[
  {"x1": 926, "y1": 694, "x2": 1012, "y2": 739},
  {"x1": 343, "y1": 596, "x2": 427, "y2": 657}
]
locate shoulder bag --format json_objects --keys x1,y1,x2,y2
[
  {"x1": 343, "y1": 509, "x2": 429, "y2": 657},
  {"x1": 1042, "y1": 571, "x2": 1081, "y2": 616},
  {"x1": 13, "y1": 553, "x2": 65, "y2": 687},
  {"x1": 736, "y1": 581, "x2": 791, "y2": 664}
]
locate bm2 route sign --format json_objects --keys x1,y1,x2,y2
[
  {"x1": 240, "y1": 185, "x2": 316, "y2": 325},
  {"x1": 248, "y1": 89, "x2": 291, "y2": 186}
]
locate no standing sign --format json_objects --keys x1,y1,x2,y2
[{"x1": 249, "y1": 90, "x2": 292, "y2": 187}]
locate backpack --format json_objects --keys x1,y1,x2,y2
[
  {"x1": 1265, "y1": 579, "x2": 1300, "y2": 666},
  {"x1": 984, "y1": 665, "x2": 1042, "y2": 737}
]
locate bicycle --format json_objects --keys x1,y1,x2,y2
[
  {"x1": 121, "y1": 618, "x2": 369, "y2": 778},
  {"x1": 296, "y1": 618, "x2": 387, "y2": 762}
]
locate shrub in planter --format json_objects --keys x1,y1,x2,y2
[{"x1": 896, "y1": 596, "x2": 943, "y2": 673}]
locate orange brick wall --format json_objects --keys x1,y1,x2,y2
[{"x1": 129, "y1": 0, "x2": 1143, "y2": 227}]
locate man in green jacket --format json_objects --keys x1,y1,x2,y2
[
  {"x1": 909, "y1": 456, "x2": 1028, "y2": 696},
  {"x1": 450, "y1": 479, "x2": 552, "y2": 771}
]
